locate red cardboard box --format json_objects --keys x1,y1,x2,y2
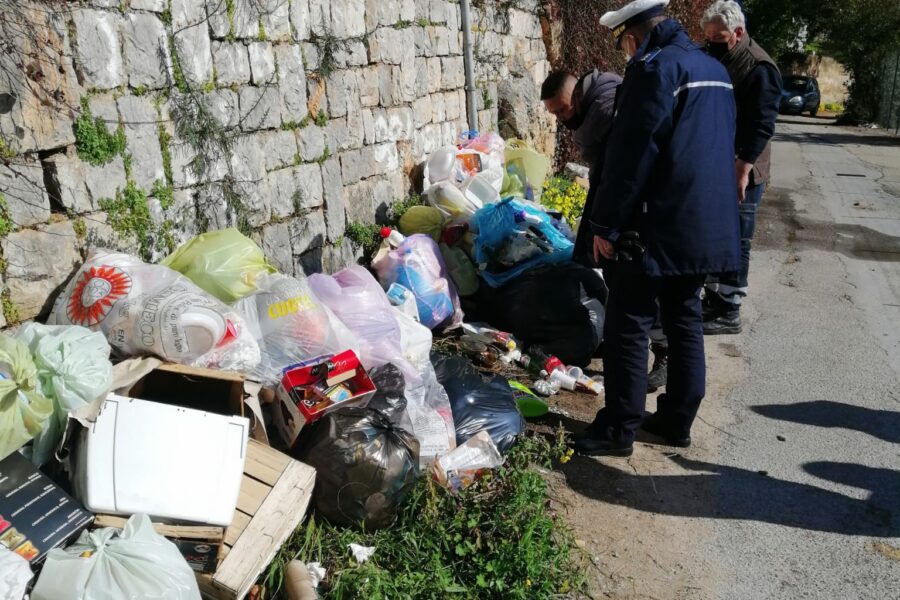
[{"x1": 273, "y1": 350, "x2": 377, "y2": 446}]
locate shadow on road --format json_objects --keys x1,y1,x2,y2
[
  {"x1": 561, "y1": 453, "x2": 899, "y2": 537},
  {"x1": 773, "y1": 129, "x2": 900, "y2": 148},
  {"x1": 750, "y1": 400, "x2": 900, "y2": 444}
]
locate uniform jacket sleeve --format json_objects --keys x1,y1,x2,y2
[
  {"x1": 589, "y1": 63, "x2": 674, "y2": 238},
  {"x1": 736, "y1": 63, "x2": 781, "y2": 165}
]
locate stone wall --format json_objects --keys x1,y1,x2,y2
[{"x1": 0, "y1": 0, "x2": 553, "y2": 326}]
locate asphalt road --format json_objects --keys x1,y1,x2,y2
[
  {"x1": 701, "y1": 116, "x2": 900, "y2": 599},
  {"x1": 551, "y1": 116, "x2": 900, "y2": 600}
]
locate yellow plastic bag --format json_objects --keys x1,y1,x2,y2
[
  {"x1": 505, "y1": 139, "x2": 551, "y2": 200},
  {"x1": 399, "y1": 206, "x2": 445, "y2": 242},
  {"x1": 162, "y1": 228, "x2": 276, "y2": 303},
  {"x1": 0, "y1": 335, "x2": 53, "y2": 461}
]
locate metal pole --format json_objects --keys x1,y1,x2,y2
[
  {"x1": 886, "y1": 51, "x2": 899, "y2": 131},
  {"x1": 459, "y1": 0, "x2": 479, "y2": 133}
]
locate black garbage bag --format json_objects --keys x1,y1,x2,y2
[
  {"x1": 462, "y1": 263, "x2": 606, "y2": 367},
  {"x1": 294, "y1": 364, "x2": 420, "y2": 530},
  {"x1": 431, "y1": 353, "x2": 524, "y2": 454}
]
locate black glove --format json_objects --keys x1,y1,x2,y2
[{"x1": 613, "y1": 231, "x2": 645, "y2": 262}]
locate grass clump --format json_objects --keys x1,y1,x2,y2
[
  {"x1": 74, "y1": 98, "x2": 126, "y2": 166},
  {"x1": 541, "y1": 175, "x2": 587, "y2": 228},
  {"x1": 0, "y1": 194, "x2": 14, "y2": 237},
  {"x1": 386, "y1": 193, "x2": 423, "y2": 224},
  {"x1": 151, "y1": 178, "x2": 174, "y2": 210},
  {"x1": 99, "y1": 181, "x2": 153, "y2": 259},
  {"x1": 2, "y1": 291, "x2": 20, "y2": 326},
  {"x1": 344, "y1": 221, "x2": 381, "y2": 257},
  {"x1": 0, "y1": 137, "x2": 16, "y2": 161},
  {"x1": 264, "y1": 433, "x2": 584, "y2": 599},
  {"x1": 314, "y1": 109, "x2": 328, "y2": 127}
]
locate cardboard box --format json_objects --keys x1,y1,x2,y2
[
  {"x1": 273, "y1": 350, "x2": 376, "y2": 447},
  {"x1": 197, "y1": 439, "x2": 316, "y2": 600},
  {"x1": 73, "y1": 395, "x2": 249, "y2": 526},
  {"x1": 0, "y1": 452, "x2": 93, "y2": 563},
  {"x1": 93, "y1": 515, "x2": 225, "y2": 574}
]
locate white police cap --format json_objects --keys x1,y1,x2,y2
[{"x1": 600, "y1": 0, "x2": 670, "y2": 45}]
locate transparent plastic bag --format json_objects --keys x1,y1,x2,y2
[
  {"x1": 432, "y1": 353, "x2": 524, "y2": 454},
  {"x1": 424, "y1": 181, "x2": 482, "y2": 220},
  {"x1": 505, "y1": 139, "x2": 551, "y2": 200},
  {"x1": 0, "y1": 547, "x2": 31, "y2": 600},
  {"x1": 294, "y1": 364, "x2": 420, "y2": 530},
  {"x1": 233, "y1": 273, "x2": 359, "y2": 385},
  {"x1": 0, "y1": 335, "x2": 53, "y2": 461},
  {"x1": 32, "y1": 514, "x2": 200, "y2": 600},
  {"x1": 403, "y1": 359, "x2": 456, "y2": 466},
  {"x1": 161, "y1": 228, "x2": 275, "y2": 303},
  {"x1": 49, "y1": 251, "x2": 260, "y2": 372},
  {"x1": 14, "y1": 324, "x2": 112, "y2": 466},
  {"x1": 309, "y1": 267, "x2": 418, "y2": 383},
  {"x1": 398, "y1": 205, "x2": 445, "y2": 242},
  {"x1": 373, "y1": 234, "x2": 463, "y2": 331}
]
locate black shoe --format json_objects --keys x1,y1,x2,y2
[
  {"x1": 640, "y1": 412, "x2": 692, "y2": 448},
  {"x1": 571, "y1": 430, "x2": 634, "y2": 457},
  {"x1": 703, "y1": 312, "x2": 742, "y2": 335},
  {"x1": 647, "y1": 354, "x2": 667, "y2": 393}
]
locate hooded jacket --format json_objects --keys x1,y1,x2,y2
[
  {"x1": 573, "y1": 70, "x2": 623, "y2": 177},
  {"x1": 589, "y1": 19, "x2": 740, "y2": 277}
]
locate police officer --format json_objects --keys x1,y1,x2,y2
[{"x1": 572, "y1": 0, "x2": 740, "y2": 456}]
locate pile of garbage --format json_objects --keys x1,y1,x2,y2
[{"x1": 0, "y1": 131, "x2": 606, "y2": 600}]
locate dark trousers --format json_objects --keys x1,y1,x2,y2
[
  {"x1": 706, "y1": 182, "x2": 765, "y2": 307},
  {"x1": 595, "y1": 264, "x2": 706, "y2": 444}
]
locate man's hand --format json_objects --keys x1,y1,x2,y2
[
  {"x1": 593, "y1": 236, "x2": 614, "y2": 263},
  {"x1": 735, "y1": 159, "x2": 754, "y2": 203}
]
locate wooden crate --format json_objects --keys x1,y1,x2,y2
[{"x1": 197, "y1": 439, "x2": 316, "y2": 600}]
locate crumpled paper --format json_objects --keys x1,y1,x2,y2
[{"x1": 348, "y1": 543, "x2": 376, "y2": 564}]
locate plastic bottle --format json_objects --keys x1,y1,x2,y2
[
  {"x1": 380, "y1": 227, "x2": 406, "y2": 248},
  {"x1": 523, "y1": 345, "x2": 565, "y2": 375}
]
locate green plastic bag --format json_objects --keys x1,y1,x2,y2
[
  {"x1": 505, "y1": 139, "x2": 551, "y2": 200},
  {"x1": 0, "y1": 335, "x2": 53, "y2": 461},
  {"x1": 399, "y1": 206, "x2": 445, "y2": 242},
  {"x1": 162, "y1": 228, "x2": 276, "y2": 303}
]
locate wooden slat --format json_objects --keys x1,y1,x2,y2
[
  {"x1": 158, "y1": 362, "x2": 245, "y2": 383},
  {"x1": 236, "y1": 474, "x2": 271, "y2": 515},
  {"x1": 92, "y1": 515, "x2": 224, "y2": 541},
  {"x1": 224, "y1": 510, "x2": 253, "y2": 547},
  {"x1": 245, "y1": 439, "x2": 290, "y2": 485},
  {"x1": 211, "y1": 460, "x2": 316, "y2": 599}
]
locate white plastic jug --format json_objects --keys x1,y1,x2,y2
[{"x1": 462, "y1": 171, "x2": 500, "y2": 206}]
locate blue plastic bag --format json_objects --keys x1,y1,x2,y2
[{"x1": 471, "y1": 198, "x2": 573, "y2": 287}]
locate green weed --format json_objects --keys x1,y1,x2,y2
[
  {"x1": 314, "y1": 109, "x2": 328, "y2": 127},
  {"x1": 74, "y1": 98, "x2": 127, "y2": 166},
  {"x1": 151, "y1": 178, "x2": 175, "y2": 210},
  {"x1": 2, "y1": 291, "x2": 20, "y2": 326},
  {"x1": 99, "y1": 181, "x2": 153, "y2": 259},
  {"x1": 0, "y1": 194, "x2": 13, "y2": 237},
  {"x1": 73, "y1": 217, "x2": 87, "y2": 240},
  {"x1": 0, "y1": 137, "x2": 16, "y2": 161}
]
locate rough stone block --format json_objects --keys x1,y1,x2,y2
[
  {"x1": 268, "y1": 166, "x2": 300, "y2": 218},
  {"x1": 239, "y1": 85, "x2": 283, "y2": 131},
  {"x1": 396, "y1": 58, "x2": 418, "y2": 103},
  {"x1": 343, "y1": 179, "x2": 377, "y2": 224},
  {"x1": 345, "y1": 108, "x2": 365, "y2": 150},
  {"x1": 118, "y1": 95, "x2": 166, "y2": 189},
  {"x1": 325, "y1": 70, "x2": 358, "y2": 119},
  {"x1": 232, "y1": 178, "x2": 272, "y2": 226},
  {"x1": 259, "y1": 0, "x2": 292, "y2": 42},
  {"x1": 368, "y1": 28, "x2": 415, "y2": 66},
  {"x1": 358, "y1": 67, "x2": 381, "y2": 108},
  {"x1": 323, "y1": 118, "x2": 351, "y2": 153},
  {"x1": 429, "y1": 0, "x2": 449, "y2": 23},
  {"x1": 174, "y1": 23, "x2": 214, "y2": 86},
  {"x1": 124, "y1": 13, "x2": 170, "y2": 89},
  {"x1": 290, "y1": 0, "x2": 311, "y2": 41},
  {"x1": 248, "y1": 42, "x2": 277, "y2": 85},
  {"x1": 261, "y1": 130, "x2": 299, "y2": 171},
  {"x1": 444, "y1": 90, "x2": 462, "y2": 121},
  {"x1": 132, "y1": 0, "x2": 168, "y2": 10},
  {"x1": 170, "y1": 143, "x2": 227, "y2": 188},
  {"x1": 171, "y1": 0, "x2": 207, "y2": 29},
  {"x1": 426, "y1": 57, "x2": 442, "y2": 94},
  {"x1": 320, "y1": 157, "x2": 345, "y2": 242},
  {"x1": 288, "y1": 209, "x2": 327, "y2": 256},
  {"x1": 72, "y1": 9, "x2": 125, "y2": 90},
  {"x1": 43, "y1": 151, "x2": 93, "y2": 214},
  {"x1": 296, "y1": 126, "x2": 326, "y2": 162},
  {"x1": 431, "y1": 92, "x2": 446, "y2": 123},
  {"x1": 415, "y1": 123, "x2": 443, "y2": 156},
  {"x1": 326, "y1": 0, "x2": 366, "y2": 37},
  {"x1": 274, "y1": 44, "x2": 308, "y2": 124},
  {"x1": 339, "y1": 149, "x2": 364, "y2": 185},
  {"x1": 441, "y1": 56, "x2": 465, "y2": 90},
  {"x1": 83, "y1": 156, "x2": 127, "y2": 202},
  {"x1": 371, "y1": 142, "x2": 400, "y2": 176},
  {"x1": 322, "y1": 242, "x2": 360, "y2": 274},
  {"x1": 230, "y1": 134, "x2": 267, "y2": 183},
  {"x1": 206, "y1": 88, "x2": 241, "y2": 129},
  {"x1": 2, "y1": 221, "x2": 79, "y2": 319},
  {"x1": 259, "y1": 221, "x2": 294, "y2": 274},
  {"x1": 429, "y1": 26, "x2": 451, "y2": 56},
  {"x1": 413, "y1": 96, "x2": 432, "y2": 128},
  {"x1": 0, "y1": 161, "x2": 51, "y2": 227},
  {"x1": 414, "y1": 27, "x2": 433, "y2": 58},
  {"x1": 361, "y1": 109, "x2": 377, "y2": 146},
  {"x1": 212, "y1": 42, "x2": 252, "y2": 86},
  {"x1": 334, "y1": 40, "x2": 369, "y2": 68}
]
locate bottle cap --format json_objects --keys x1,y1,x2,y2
[{"x1": 380, "y1": 226, "x2": 392, "y2": 239}]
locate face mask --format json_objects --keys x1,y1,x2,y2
[
  {"x1": 706, "y1": 34, "x2": 733, "y2": 60},
  {"x1": 563, "y1": 111, "x2": 586, "y2": 130}
]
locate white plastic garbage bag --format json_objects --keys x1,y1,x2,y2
[
  {"x1": 0, "y1": 547, "x2": 32, "y2": 600},
  {"x1": 0, "y1": 335, "x2": 53, "y2": 461},
  {"x1": 32, "y1": 513, "x2": 201, "y2": 600},
  {"x1": 233, "y1": 273, "x2": 359, "y2": 385},
  {"x1": 14, "y1": 323, "x2": 112, "y2": 466},
  {"x1": 49, "y1": 250, "x2": 260, "y2": 372}
]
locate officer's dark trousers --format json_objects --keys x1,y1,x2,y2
[{"x1": 596, "y1": 264, "x2": 706, "y2": 444}]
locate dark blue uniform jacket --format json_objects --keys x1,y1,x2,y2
[{"x1": 589, "y1": 19, "x2": 741, "y2": 277}]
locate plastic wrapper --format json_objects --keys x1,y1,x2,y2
[
  {"x1": 471, "y1": 199, "x2": 574, "y2": 288},
  {"x1": 0, "y1": 336, "x2": 53, "y2": 461},
  {"x1": 161, "y1": 228, "x2": 275, "y2": 303},
  {"x1": 49, "y1": 251, "x2": 260, "y2": 372},
  {"x1": 309, "y1": 267, "x2": 418, "y2": 383},
  {"x1": 464, "y1": 263, "x2": 605, "y2": 367},
  {"x1": 294, "y1": 364, "x2": 420, "y2": 530},
  {"x1": 32, "y1": 513, "x2": 200, "y2": 600},
  {"x1": 0, "y1": 546, "x2": 31, "y2": 600},
  {"x1": 234, "y1": 273, "x2": 359, "y2": 384},
  {"x1": 424, "y1": 181, "x2": 482, "y2": 220},
  {"x1": 398, "y1": 205, "x2": 445, "y2": 242},
  {"x1": 440, "y1": 243, "x2": 480, "y2": 297},
  {"x1": 505, "y1": 139, "x2": 551, "y2": 200},
  {"x1": 373, "y1": 234, "x2": 463, "y2": 331},
  {"x1": 431, "y1": 353, "x2": 524, "y2": 454},
  {"x1": 14, "y1": 324, "x2": 112, "y2": 466},
  {"x1": 434, "y1": 431, "x2": 503, "y2": 491}
]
